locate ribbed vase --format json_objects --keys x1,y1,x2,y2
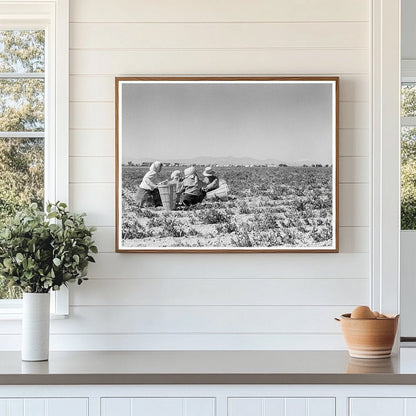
[{"x1": 22, "y1": 293, "x2": 50, "y2": 361}]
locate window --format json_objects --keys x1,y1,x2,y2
[
  {"x1": 0, "y1": 0, "x2": 69, "y2": 314},
  {"x1": 401, "y1": 69, "x2": 416, "y2": 229},
  {"x1": 0, "y1": 30, "x2": 45, "y2": 299}
]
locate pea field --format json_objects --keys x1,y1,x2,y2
[{"x1": 121, "y1": 165, "x2": 334, "y2": 249}]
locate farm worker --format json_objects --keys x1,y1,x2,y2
[
  {"x1": 169, "y1": 170, "x2": 183, "y2": 205},
  {"x1": 179, "y1": 166, "x2": 206, "y2": 206},
  {"x1": 170, "y1": 170, "x2": 182, "y2": 184},
  {"x1": 202, "y1": 166, "x2": 219, "y2": 192},
  {"x1": 136, "y1": 161, "x2": 163, "y2": 207}
]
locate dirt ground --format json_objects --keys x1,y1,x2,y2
[{"x1": 121, "y1": 165, "x2": 333, "y2": 249}]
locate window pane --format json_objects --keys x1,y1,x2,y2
[
  {"x1": 0, "y1": 138, "x2": 44, "y2": 300},
  {"x1": 0, "y1": 283, "x2": 22, "y2": 300},
  {"x1": 0, "y1": 78, "x2": 44, "y2": 132},
  {"x1": 0, "y1": 137, "x2": 44, "y2": 217},
  {"x1": 0, "y1": 30, "x2": 45, "y2": 73},
  {"x1": 401, "y1": 127, "x2": 416, "y2": 164},
  {"x1": 401, "y1": 127, "x2": 416, "y2": 230},
  {"x1": 402, "y1": 83, "x2": 416, "y2": 117},
  {"x1": 0, "y1": 30, "x2": 45, "y2": 301}
]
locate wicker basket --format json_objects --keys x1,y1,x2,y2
[{"x1": 158, "y1": 183, "x2": 176, "y2": 210}]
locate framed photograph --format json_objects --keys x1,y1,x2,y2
[{"x1": 115, "y1": 77, "x2": 339, "y2": 253}]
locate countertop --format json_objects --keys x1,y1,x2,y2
[{"x1": 2, "y1": 349, "x2": 416, "y2": 385}]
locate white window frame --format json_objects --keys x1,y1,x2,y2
[
  {"x1": 399, "y1": 60, "x2": 416, "y2": 340},
  {"x1": 0, "y1": 0, "x2": 69, "y2": 317},
  {"x1": 371, "y1": 0, "x2": 401, "y2": 324}
]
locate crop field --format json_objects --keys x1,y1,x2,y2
[{"x1": 121, "y1": 165, "x2": 333, "y2": 249}]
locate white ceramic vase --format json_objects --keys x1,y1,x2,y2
[{"x1": 22, "y1": 292, "x2": 50, "y2": 361}]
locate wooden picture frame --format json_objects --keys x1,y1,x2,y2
[{"x1": 115, "y1": 77, "x2": 339, "y2": 253}]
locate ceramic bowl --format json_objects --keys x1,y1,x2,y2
[{"x1": 337, "y1": 313, "x2": 399, "y2": 359}]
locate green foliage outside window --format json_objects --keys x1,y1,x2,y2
[
  {"x1": 0, "y1": 30, "x2": 45, "y2": 298},
  {"x1": 401, "y1": 83, "x2": 416, "y2": 230}
]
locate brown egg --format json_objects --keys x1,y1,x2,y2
[
  {"x1": 351, "y1": 306, "x2": 376, "y2": 319},
  {"x1": 373, "y1": 311, "x2": 380, "y2": 318}
]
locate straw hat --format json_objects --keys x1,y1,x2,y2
[
  {"x1": 184, "y1": 166, "x2": 196, "y2": 178},
  {"x1": 170, "y1": 170, "x2": 181, "y2": 179},
  {"x1": 203, "y1": 166, "x2": 215, "y2": 177}
]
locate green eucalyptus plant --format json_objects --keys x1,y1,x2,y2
[{"x1": 0, "y1": 202, "x2": 97, "y2": 293}]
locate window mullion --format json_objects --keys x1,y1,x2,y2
[
  {"x1": 402, "y1": 117, "x2": 416, "y2": 127},
  {"x1": 0, "y1": 132, "x2": 45, "y2": 138},
  {"x1": 0, "y1": 73, "x2": 44, "y2": 79}
]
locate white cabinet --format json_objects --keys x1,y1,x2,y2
[
  {"x1": 228, "y1": 397, "x2": 335, "y2": 416},
  {"x1": 0, "y1": 398, "x2": 88, "y2": 416},
  {"x1": 350, "y1": 398, "x2": 416, "y2": 416},
  {"x1": 5, "y1": 385, "x2": 416, "y2": 416},
  {"x1": 101, "y1": 397, "x2": 215, "y2": 416}
]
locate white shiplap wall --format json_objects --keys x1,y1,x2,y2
[{"x1": 45, "y1": 0, "x2": 371, "y2": 350}]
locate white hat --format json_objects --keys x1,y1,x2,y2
[
  {"x1": 170, "y1": 170, "x2": 181, "y2": 179},
  {"x1": 203, "y1": 166, "x2": 215, "y2": 177},
  {"x1": 184, "y1": 166, "x2": 196, "y2": 178},
  {"x1": 150, "y1": 161, "x2": 163, "y2": 172}
]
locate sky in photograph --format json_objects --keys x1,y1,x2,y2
[{"x1": 121, "y1": 81, "x2": 335, "y2": 165}]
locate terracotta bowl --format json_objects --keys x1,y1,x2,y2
[{"x1": 337, "y1": 313, "x2": 399, "y2": 359}]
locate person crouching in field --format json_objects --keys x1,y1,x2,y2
[
  {"x1": 202, "y1": 166, "x2": 219, "y2": 193},
  {"x1": 179, "y1": 166, "x2": 206, "y2": 206},
  {"x1": 136, "y1": 161, "x2": 163, "y2": 208},
  {"x1": 169, "y1": 170, "x2": 183, "y2": 205}
]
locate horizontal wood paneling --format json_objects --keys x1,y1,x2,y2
[
  {"x1": 70, "y1": 22, "x2": 368, "y2": 50},
  {"x1": 69, "y1": 49, "x2": 368, "y2": 76},
  {"x1": 0, "y1": 333, "x2": 347, "y2": 350},
  {"x1": 86, "y1": 253, "x2": 369, "y2": 279},
  {"x1": 0, "y1": 306, "x2": 355, "y2": 335},
  {"x1": 69, "y1": 183, "x2": 114, "y2": 226},
  {"x1": 69, "y1": 0, "x2": 369, "y2": 23},
  {"x1": 339, "y1": 102, "x2": 369, "y2": 129},
  {"x1": 339, "y1": 129, "x2": 369, "y2": 157},
  {"x1": 56, "y1": 0, "x2": 373, "y2": 351},
  {"x1": 70, "y1": 157, "x2": 114, "y2": 183},
  {"x1": 70, "y1": 278, "x2": 368, "y2": 306},
  {"x1": 339, "y1": 184, "x2": 369, "y2": 227},
  {"x1": 339, "y1": 227, "x2": 369, "y2": 252},
  {"x1": 70, "y1": 102, "x2": 113, "y2": 129},
  {"x1": 69, "y1": 101, "x2": 368, "y2": 130},
  {"x1": 91, "y1": 227, "x2": 115, "y2": 253},
  {"x1": 70, "y1": 75, "x2": 369, "y2": 103},
  {"x1": 70, "y1": 130, "x2": 115, "y2": 157},
  {"x1": 50, "y1": 305, "x2": 356, "y2": 334},
  {"x1": 339, "y1": 157, "x2": 368, "y2": 183}
]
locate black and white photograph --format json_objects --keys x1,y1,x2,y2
[{"x1": 116, "y1": 77, "x2": 338, "y2": 252}]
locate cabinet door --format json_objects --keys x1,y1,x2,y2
[
  {"x1": 0, "y1": 398, "x2": 88, "y2": 416},
  {"x1": 228, "y1": 397, "x2": 335, "y2": 416},
  {"x1": 101, "y1": 398, "x2": 215, "y2": 416},
  {"x1": 350, "y1": 398, "x2": 416, "y2": 416}
]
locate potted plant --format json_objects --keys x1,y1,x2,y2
[{"x1": 0, "y1": 202, "x2": 97, "y2": 361}]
